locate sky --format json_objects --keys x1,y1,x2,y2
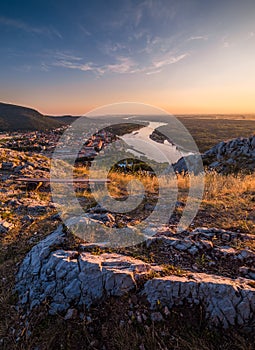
[{"x1": 0, "y1": 0, "x2": 255, "y2": 115}]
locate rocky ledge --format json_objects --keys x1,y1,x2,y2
[
  {"x1": 173, "y1": 134, "x2": 255, "y2": 174},
  {"x1": 143, "y1": 273, "x2": 255, "y2": 328},
  {"x1": 15, "y1": 225, "x2": 255, "y2": 328},
  {"x1": 16, "y1": 226, "x2": 152, "y2": 315}
]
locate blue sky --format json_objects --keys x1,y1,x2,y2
[{"x1": 0, "y1": 0, "x2": 255, "y2": 114}]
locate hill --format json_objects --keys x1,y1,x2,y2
[
  {"x1": 0, "y1": 102, "x2": 65, "y2": 131},
  {"x1": 46, "y1": 115, "x2": 80, "y2": 124}
]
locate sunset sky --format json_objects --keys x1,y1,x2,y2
[{"x1": 0, "y1": 0, "x2": 255, "y2": 115}]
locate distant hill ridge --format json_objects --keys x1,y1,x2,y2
[{"x1": 0, "y1": 102, "x2": 79, "y2": 132}]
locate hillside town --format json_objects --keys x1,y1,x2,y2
[{"x1": 1, "y1": 126, "x2": 120, "y2": 162}]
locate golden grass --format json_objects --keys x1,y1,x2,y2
[
  {"x1": 204, "y1": 172, "x2": 255, "y2": 200},
  {"x1": 71, "y1": 165, "x2": 255, "y2": 234},
  {"x1": 0, "y1": 163, "x2": 255, "y2": 349}
]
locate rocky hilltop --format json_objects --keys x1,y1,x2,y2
[
  {"x1": 202, "y1": 134, "x2": 255, "y2": 173},
  {"x1": 173, "y1": 134, "x2": 255, "y2": 174}
]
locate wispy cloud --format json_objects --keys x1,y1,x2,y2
[
  {"x1": 52, "y1": 51, "x2": 83, "y2": 61},
  {"x1": 141, "y1": 35, "x2": 163, "y2": 54},
  {"x1": 134, "y1": 7, "x2": 143, "y2": 27},
  {"x1": 53, "y1": 60, "x2": 94, "y2": 72},
  {"x1": 0, "y1": 16, "x2": 62, "y2": 38},
  {"x1": 79, "y1": 24, "x2": 92, "y2": 37},
  {"x1": 100, "y1": 42, "x2": 128, "y2": 56},
  {"x1": 188, "y1": 35, "x2": 208, "y2": 41},
  {"x1": 52, "y1": 55, "x2": 136, "y2": 75},
  {"x1": 152, "y1": 53, "x2": 188, "y2": 69},
  {"x1": 50, "y1": 50, "x2": 188, "y2": 76},
  {"x1": 102, "y1": 57, "x2": 136, "y2": 74},
  {"x1": 146, "y1": 69, "x2": 162, "y2": 75},
  {"x1": 40, "y1": 63, "x2": 50, "y2": 72}
]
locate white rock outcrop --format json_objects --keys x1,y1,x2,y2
[
  {"x1": 142, "y1": 273, "x2": 255, "y2": 328},
  {"x1": 15, "y1": 226, "x2": 255, "y2": 328},
  {"x1": 172, "y1": 134, "x2": 255, "y2": 174},
  {"x1": 202, "y1": 134, "x2": 255, "y2": 173},
  {"x1": 15, "y1": 226, "x2": 152, "y2": 315}
]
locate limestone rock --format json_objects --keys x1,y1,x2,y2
[
  {"x1": 15, "y1": 225, "x2": 255, "y2": 328},
  {"x1": 202, "y1": 135, "x2": 255, "y2": 174},
  {"x1": 173, "y1": 135, "x2": 255, "y2": 174},
  {"x1": 15, "y1": 228, "x2": 152, "y2": 315},
  {"x1": 142, "y1": 273, "x2": 255, "y2": 328}
]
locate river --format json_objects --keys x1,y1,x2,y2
[{"x1": 120, "y1": 121, "x2": 185, "y2": 164}]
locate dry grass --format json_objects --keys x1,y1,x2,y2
[
  {"x1": 204, "y1": 172, "x2": 255, "y2": 200},
  {"x1": 0, "y1": 164, "x2": 255, "y2": 349},
  {"x1": 109, "y1": 170, "x2": 254, "y2": 235},
  {"x1": 53, "y1": 166, "x2": 255, "y2": 236},
  {"x1": 201, "y1": 172, "x2": 255, "y2": 234}
]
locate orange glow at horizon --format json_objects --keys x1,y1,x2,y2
[
  {"x1": 31, "y1": 94, "x2": 255, "y2": 117},
  {"x1": 3, "y1": 82, "x2": 255, "y2": 116}
]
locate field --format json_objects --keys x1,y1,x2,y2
[{"x1": 178, "y1": 116, "x2": 255, "y2": 152}]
